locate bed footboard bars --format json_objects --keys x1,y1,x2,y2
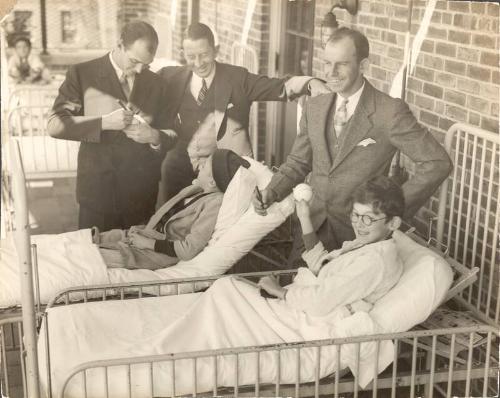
[{"x1": 58, "y1": 325, "x2": 497, "y2": 398}]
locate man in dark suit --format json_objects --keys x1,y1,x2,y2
[
  {"x1": 157, "y1": 22, "x2": 329, "y2": 202},
  {"x1": 48, "y1": 21, "x2": 176, "y2": 231},
  {"x1": 254, "y1": 27, "x2": 452, "y2": 260}
]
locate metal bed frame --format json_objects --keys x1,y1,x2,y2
[{"x1": 1, "y1": 123, "x2": 499, "y2": 397}]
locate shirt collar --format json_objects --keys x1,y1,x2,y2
[
  {"x1": 109, "y1": 51, "x2": 124, "y2": 78},
  {"x1": 191, "y1": 63, "x2": 217, "y2": 89},
  {"x1": 336, "y1": 80, "x2": 365, "y2": 111}
]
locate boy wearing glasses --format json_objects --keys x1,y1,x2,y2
[{"x1": 258, "y1": 176, "x2": 404, "y2": 316}]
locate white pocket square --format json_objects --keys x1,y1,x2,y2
[
  {"x1": 357, "y1": 138, "x2": 376, "y2": 147},
  {"x1": 227, "y1": 103, "x2": 234, "y2": 110}
]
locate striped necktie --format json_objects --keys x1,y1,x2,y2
[
  {"x1": 197, "y1": 78, "x2": 208, "y2": 105},
  {"x1": 120, "y1": 73, "x2": 131, "y2": 99},
  {"x1": 333, "y1": 97, "x2": 349, "y2": 137}
]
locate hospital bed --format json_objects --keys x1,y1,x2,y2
[{"x1": 1, "y1": 122, "x2": 499, "y2": 397}]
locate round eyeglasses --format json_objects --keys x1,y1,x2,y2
[{"x1": 350, "y1": 211, "x2": 387, "y2": 226}]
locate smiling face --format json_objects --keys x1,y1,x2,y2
[
  {"x1": 182, "y1": 38, "x2": 218, "y2": 78},
  {"x1": 323, "y1": 37, "x2": 368, "y2": 97},
  {"x1": 350, "y1": 202, "x2": 397, "y2": 245},
  {"x1": 116, "y1": 38, "x2": 155, "y2": 76}
]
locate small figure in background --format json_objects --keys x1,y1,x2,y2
[{"x1": 8, "y1": 37, "x2": 51, "y2": 84}]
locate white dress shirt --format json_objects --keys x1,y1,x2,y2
[
  {"x1": 109, "y1": 52, "x2": 135, "y2": 90},
  {"x1": 335, "y1": 81, "x2": 365, "y2": 121},
  {"x1": 190, "y1": 65, "x2": 216, "y2": 99}
]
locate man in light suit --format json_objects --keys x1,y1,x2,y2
[
  {"x1": 48, "y1": 21, "x2": 177, "y2": 231},
  {"x1": 157, "y1": 22, "x2": 330, "y2": 202},
  {"x1": 254, "y1": 27, "x2": 452, "y2": 261}
]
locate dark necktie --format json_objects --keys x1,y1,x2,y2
[
  {"x1": 197, "y1": 78, "x2": 208, "y2": 105},
  {"x1": 334, "y1": 98, "x2": 349, "y2": 137}
]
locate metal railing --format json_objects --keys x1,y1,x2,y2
[{"x1": 436, "y1": 123, "x2": 500, "y2": 325}]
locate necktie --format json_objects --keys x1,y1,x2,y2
[
  {"x1": 197, "y1": 78, "x2": 208, "y2": 105},
  {"x1": 334, "y1": 97, "x2": 349, "y2": 137},
  {"x1": 120, "y1": 73, "x2": 131, "y2": 99}
]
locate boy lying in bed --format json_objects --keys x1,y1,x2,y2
[
  {"x1": 95, "y1": 149, "x2": 249, "y2": 270},
  {"x1": 257, "y1": 175, "x2": 404, "y2": 316}
]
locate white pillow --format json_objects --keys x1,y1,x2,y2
[
  {"x1": 370, "y1": 230, "x2": 453, "y2": 333},
  {"x1": 210, "y1": 157, "x2": 274, "y2": 243}
]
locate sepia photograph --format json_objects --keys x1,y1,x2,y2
[{"x1": 0, "y1": 0, "x2": 498, "y2": 397}]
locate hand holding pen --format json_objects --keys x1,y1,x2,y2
[{"x1": 252, "y1": 186, "x2": 277, "y2": 216}]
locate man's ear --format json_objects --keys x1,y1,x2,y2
[
  {"x1": 359, "y1": 57, "x2": 370, "y2": 74},
  {"x1": 214, "y1": 44, "x2": 220, "y2": 58},
  {"x1": 388, "y1": 216, "x2": 402, "y2": 231}
]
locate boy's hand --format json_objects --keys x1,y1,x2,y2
[
  {"x1": 129, "y1": 232, "x2": 155, "y2": 250},
  {"x1": 258, "y1": 275, "x2": 287, "y2": 299},
  {"x1": 295, "y1": 199, "x2": 311, "y2": 220},
  {"x1": 252, "y1": 188, "x2": 277, "y2": 216}
]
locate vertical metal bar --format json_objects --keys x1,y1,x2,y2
[
  {"x1": 482, "y1": 331, "x2": 492, "y2": 397},
  {"x1": 335, "y1": 344, "x2": 341, "y2": 398},
  {"x1": 255, "y1": 351, "x2": 260, "y2": 397},
  {"x1": 314, "y1": 346, "x2": 321, "y2": 398},
  {"x1": 64, "y1": 292, "x2": 69, "y2": 305},
  {"x1": 193, "y1": 358, "x2": 197, "y2": 397},
  {"x1": 102, "y1": 289, "x2": 106, "y2": 301},
  {"x1": 44, "y1": 314, "x2": 53, "y2": 398},
  {"x1": 171, "y1": 360, "x2": 176, "y2": 397},
  {"x1": 295, "y1": 348, "x2": 300, "y2": 397},
  {"x1": 212, "y1": 355, "x2": 218, "y2": 396},
  {"x1": 372, "y1": 340, "x2": 380, "y2": 398},
  {"x1": 354, "y1": 343, "x2": 360, "y2": 398},
  {"x1": 410, "y1": 337, "x2": 418, "y2": 398},
  {"x1": 446, "y1": 131, "x2": 461, "y2": 251},
  {"x1": 454, "y1": 131, "x2": 468, "y2": 262},
  {"x1": 104, "y1": 366, "x2": 109, "y2": 398},
  {"x1": 472, "y1": 138, "x2": 487, "y2": 306},
  {"x1": 120, "y1": 288, "x2": 124, "y2": 300},
  {"x1": 31, "y1": 244, "x2": 41, "y2": 314},
  {"x1": 139, "y1": 286, "x2": 143, "y2": 298},
  {"x1": 464, "y1": 333, "x2": 474, "y2": 396},
  {"x1": 461, "y1": 134, "x2": 477, "y2": 266},
  {"x1": 391, "y1": 339, "x2": 398, "y2": 398},
  {"x1": 446, "y1": 334, "x2": 456, "y2": 398},
  {"x1": 41, "y1": 107, "x2": 49, "y2": 172},
  {"x1": 429, "y1": 335, "x2": 437, "y2": 398},
  {"x1": 1, "y1": 325, "x2": 10, "y2": 396},
  {"x1": 485, "y1": 169, "x2": 499, "y2": 318},
  {"x1": 82, "y1": 369, "x2": 87, "y2": 398},
  {"x1": 149, "y1": 362, "x2": 154, "y2": 397},
  {"x1": 84, "y1": 290, "x2": 88, "y2": 302},
  {"x1": 157, "y1": 285, "x2": 161, "y2": 297},
  {"x1": 275, "y1": 350, "x2": 280, "y2": 397},
  {"x1": 17, "y1": 323, "x2": 27, "y2": 398},
  {"x1": 125, "y1": 364, "x2": 131, "y2": 398},
  {"x1": 234, "y1": 354, "x2": 239, "y2": 397}
]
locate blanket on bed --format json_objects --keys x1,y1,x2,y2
[
  {"x1": 0, "y1": 229, "x2": 109, "y2": 307},
  {"x1": 39, "y1": 276, "x2": 393, "y2": 397}
]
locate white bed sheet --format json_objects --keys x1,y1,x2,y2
[
  {"x1": 39, "y1": 276, "x2": 393, "y2": 398},
  {"x1": 0, "y1": 229, "x2": 109, "y2": 307}
]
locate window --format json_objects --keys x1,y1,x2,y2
[{"x1": 61, "y1": 11, "x2": 77, "y2": 44}]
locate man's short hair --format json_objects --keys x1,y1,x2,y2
[
  {"x1": 120, "y1": 20, "x2": 158, "y2": 53},
  {"x1": 350, "y1": 176, "x2": 405, "y2": 219},
  {"x1": 183, "y1": 23, "x2": 215, "y2": 48},
  {"x1": 14, "y1": 36, "x2": 31, "y2": 48},
  {"x1": 327, "y1": 27, "x2": 369, "y2": 63}
]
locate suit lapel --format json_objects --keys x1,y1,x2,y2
[
  {"x1": 129, "y1": 70, "x2": 153, "y2": 107},
  {"x1": 330, "y1": 82, "x2": 375, "y2": 172},
  {"x1": 146, "y1": 185, "x2": 203, "y2": 230},
  {"x1": 97, "y1": 54, "x2": 128, "y2": 102},
  {"x1": 212, "y1": 63, "x2": 232, "y2": 135},
  {"x1": 313, "y1": 94, "x2": 336, "y2": 167}
]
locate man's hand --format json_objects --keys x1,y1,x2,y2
[
  {"x1": 102, "y1": 108, "x2": 134, "y2": 130},
  {"x1": 129, "y1": 231, "x2": 155, "y2": 250},
  {"x1": 252, "y1": 188, "x2": 277, "y2": 216},
  {"x1": 308, "y1": 78, "x2": 332, "y2": 97},
  {"x1": 258, "y1": 275, "x2": 287, "y2": 299},
  {"x1": 123, "y1": 121, "x2": 160, "y2": 145}
]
